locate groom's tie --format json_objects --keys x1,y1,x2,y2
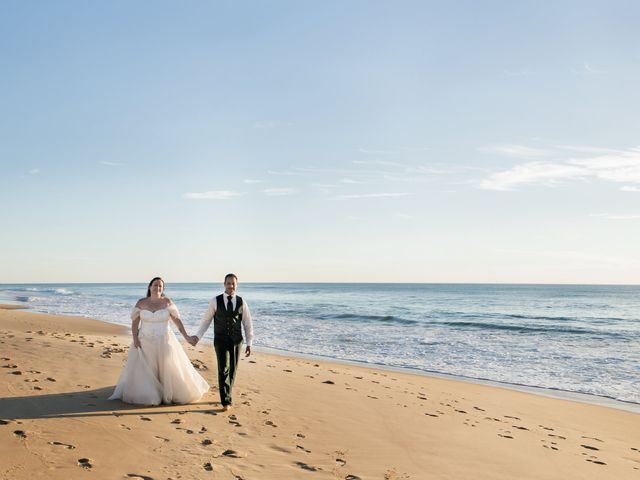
[{"x1": 227, "y1": 296, "x2": 233, "y2": 313}]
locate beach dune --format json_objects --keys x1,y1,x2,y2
[{"x1": 1, "y1": 305, "x2": 639, "y2": 479}]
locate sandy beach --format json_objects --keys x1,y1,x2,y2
[{"x1": 1, "y1": 304, "x2": 639, "y2": 480}]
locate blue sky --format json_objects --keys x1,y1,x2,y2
[{"x1": 2, "y1": 1, "x2": 640, "y2": 283}]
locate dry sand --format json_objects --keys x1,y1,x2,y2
[{"x1": 1, "y1": 305, "x2": 639, "y2": 479}]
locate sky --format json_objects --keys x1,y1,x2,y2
[{"x1": 1, "y1": 1, "x2": 640, "y2": 284}]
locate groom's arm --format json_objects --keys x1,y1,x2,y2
[
  {"x1": 242, "y1": 302, "x2": 254, "y2": 356},
  {"x1": 194, "y1": 299, "x2": 216, "y2": 343}
]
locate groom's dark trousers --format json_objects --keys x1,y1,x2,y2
[{"x1": 214, "y1": 336, "x2": 242, "y2": 406}]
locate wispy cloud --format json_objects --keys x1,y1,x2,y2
[
  {"x1": 183, "y1": 190, "x2": 243, "y2": 200},
  {"x1": 479, "y1": 145, "x2": 640, "y2": 191},
  {"x1": 100, "y1": 161, "x2": 124, "y2": 166},
  {"x1": 621, "y1": 186, "x2": 640, "y2": 192},
  {"x1": 263, "y1": 188, "x2": 295, "y2": 196},
  {"x1": 243, "y1": 179, "x2": 262, "y2": 184},
  {"x1": 480, "y1": 162, "x2": 588, "y2": 190},
  {"x1": 478, "y1": 144, "x2": 552, "y2": 158},
  {"x1": 503, "y1": 69, "x2": 537, "y2": 77},
  {"x1": 579, "y1": 62, "x2": 608, "y2": 75},
  {"x1": 254, "y1": 120, "x2": 292, "y2": 129},
  {"x1": 337, "y1": 192, "x2": 411, "y2": 199},
  {"x1": 590, "y1": 213, "x2": 640, "y2": 220},
  {"x1": 28, "y1": 168, "x2": 41, "y2": 174}
]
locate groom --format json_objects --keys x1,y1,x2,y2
[{"x1": 190, "y1": 273, "x2": 254, "y2": 411}]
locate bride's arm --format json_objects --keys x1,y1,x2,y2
[
  {"x1": 166, "y1": 300, "x2": 192, "y2": 342},
  {"x1": 131, "y1": 301, "x2": 142, "y2": 348}
]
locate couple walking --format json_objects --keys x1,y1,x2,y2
[{"x1": 109, "y1": 273, "x2": 253, "y2": 411}]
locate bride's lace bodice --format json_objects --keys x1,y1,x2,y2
[{"x1": 132, "y1": 305, "x2": 180, "y2": 338}]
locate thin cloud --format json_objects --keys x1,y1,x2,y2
[
  {"x1": 263, "y1": 188, "x2": 295, "y2": 196},
  {"x1": 581, "y1": 62, "x2": 608, "y2": 75},
  {"x1": 100, "y1": 161, "x2": 124, "y2": 166},
  {"x1": 479, "y1": 145, "x2": 640, "y2": 190},
  {"x1": 621, "y1": 186, "x2": 640, "y2": 192},
  {"x1": 28, "y1": 168, "x2": 41, "y2": 174},
  {"x1": 243, "y1": 179, "x2": 262, "y2": 184},
  {"x1": 503, "y1": 69, "x2": 537, "y2": 76},
  {"x1": 590, "y1": 213, "x2": 640, "y2": 220},
  {"x1": 183, "y1": 191, "x2": 243, "y2": 200},
  {"x1": 254, "y1": 120, "x2": 292, "y2": 129},
  {"x1": 337, "y1": 192, "x2": 411, "y2": 199},
  {"x1": 478, "y1": 144, "x2": 552, "y2": 158},
  {"x1": 480, "y1": 162, "x2": 588, "y2": 190}
]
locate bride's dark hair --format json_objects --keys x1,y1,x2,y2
[{"x1": 146, "y1": 277, "x2": 165, "y2": 297}]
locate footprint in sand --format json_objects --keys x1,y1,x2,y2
[
  {"x1": 13, "y1": 430, "x2": 27, "y2": 438},
  {"x1": 221, "y1": 449, "x2": 242, "y2": 458},
  {"x1": 33, "y1": 386, "x2": 43, "y2": 391},
  {"x1": 0, "y1": 419, "x2": 13, "y2": 425},
  {"x1": 46, "y1": 377, "x2": 56, "y2": 382},
  {"x1": 203, "y1": 462, "x2": 213, "y2": 471},
  {"x1": 10, "y1": 371, "x2": 22, "y2": 375},
  {"x1": 120, "y1": 425, "x2": 132, "y2": 430},
  {"x1": 139, "y1": 416, "x2": 152, "y2": 421},
  {"x1": 2, "y1": 364, "x2": 18, "y2": 368},
  {"x1": 585, "y1": 457, "x2": 606, "y2": 465},
  {"x1": 498, "y1": 433, "x2": 514, "y2": 440},
  {"x1": 322, "y1": 380, "x2": 335, "y2": 385},
  {"x1": 295, "y1": 461, "x2": 320, "y2": 472},
  {"x1": 335, "y1": 458, "x2": 346, "y2": 466},
  {"x1": 504, "y1": 415, "x2": 521, "y2": 420},
  {"x1": 296, "y1": 433, "x2": 306, "y2": 438},
  {"x1": 264, "y1": 420, "x2": 277, "y2": 428},
  {"x1": 170, "y1": 419, "x2": 183, "y2": 424},
  {"x1": 512, "y1": 425, "x2": 529, "y2": 431},
  {"x1": 581, "y1": 444, "x2": 600, "y2": 451},
  {"x1": 126, "y1": 474, "x2": 154, "y2": 480},
  {"x1": 202, "y1": 439, "x2": 213, "y2": 446},
  {"x1": 77, "y1": 458, "x2": 92, "y2": 469},
  {"x1": 548, "y1": 434, "x2": 566, "y2": 440},
  {"x1": 345, "y1": 475, "x2": 363, "y2": 480},
  {"x1": 473, "y1": 406, "x2": 485, "y2": 412},
  {"x1": 582, "y1": 436, "x2": 603, "y2": 443},
  {"x1": 49, "y1": 441, "x2": 76, "y2": 449},
  {"x1": 424, "y1": 413, "x2": 439, "y2": 418},
  {"x1": 296, "y1": 445, "x2": 311, "y2": 453},
  {"x1": 154, "y1": 436, "x2": 169, "y2": 442}
]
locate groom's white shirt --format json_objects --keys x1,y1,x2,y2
[{"x1": 194, "y1": 293, "x2": 254, "y2": 346}]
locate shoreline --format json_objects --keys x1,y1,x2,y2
[
  {"x1": 255, "y1": 346, "x2": 640, "y2": 415},
  {"x1": 3, "y1": 303, "x2": 638, "y2": 415}
]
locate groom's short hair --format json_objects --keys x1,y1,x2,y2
[{"x1": 224, "y1": 273, "x2": 238, "y2": 283}]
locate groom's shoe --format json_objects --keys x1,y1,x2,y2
[{"x1": 223, "y1": 404, "x2": 232, "y2": 412}]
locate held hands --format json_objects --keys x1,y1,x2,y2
[
  {"x1": 245, "y1": 345, "x2": 251, "y2": 357},
  {"x1": 185, "y1": 335, "x2": 199, "y2": 347}
]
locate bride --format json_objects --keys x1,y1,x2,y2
[{"x1": 109, "y1": 277, "x2": 209, "y2": 405}]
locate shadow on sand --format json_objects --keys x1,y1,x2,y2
[{"x1": 0, "y1": 386, "x2": 222, "y2": 420}]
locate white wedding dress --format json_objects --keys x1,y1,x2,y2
[{"x1": 109, "y1": 305, "x2": 209, "y2": 405}]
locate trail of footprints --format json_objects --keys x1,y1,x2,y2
[{"x1": 5, "y1": 333, "x2": 636, "y2": 476}]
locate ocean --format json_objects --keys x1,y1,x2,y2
[{"x1": 1, "y1": 282, "x2": 638, "y2": 408}]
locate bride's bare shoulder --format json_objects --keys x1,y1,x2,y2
[{"x1": 135, "y1": 298, "x2": 148, "y2": 309}]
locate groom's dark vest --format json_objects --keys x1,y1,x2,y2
[{"x1": 214, "y1": 294, "x2": 244, "y2": 343}]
